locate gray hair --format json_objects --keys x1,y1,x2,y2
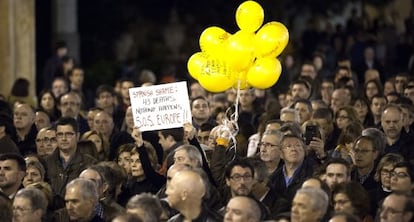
[
  {"x1": 15, "y1": 187, "x2": 48, "y2": 215},
  {"x1": 66, "y1": 178, "x2": 99, "y2": 201},
  {"x1": 127, "y1": 193, "x2": 162, "y2": 222},
  {"x1": 280, "y1": 107, "x2": 300, "y2": 123},
  {"x1": 362, "y1": 128, "x2": 386, "y2": 154},
  {"x1": 296, "y1": 187, "x2": 329, "y2": 218},
  {"x1": 174, "y1": 144, "x2": 203, "y2": 167}
]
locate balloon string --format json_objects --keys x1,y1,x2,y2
[{"x1": 222, "y1": 80, "x2": 242, "y2": 160}]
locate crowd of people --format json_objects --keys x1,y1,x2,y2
[{"x1": 1, "y1": 5, "x2": 414, "y2": 222}]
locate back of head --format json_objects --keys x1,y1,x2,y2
[
  {"x1": 66, "y1": 178, "x2": 99, "y2": 202},
  {"x1": 160, "y1": 127, "x2": 184, "y2": 143},
  {"x1": 127, "y1": 193, "x2": 162, "y2": 222},
  {"x1": 362, "y1": 128, "x2": 386, "y2": 155},
  {"x1": 296, "y1": 186, "x2": 329, "y2": 218}
]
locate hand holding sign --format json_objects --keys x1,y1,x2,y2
[
  {"x1": 131, "y1": 127, "x2": 143, "y2": 147},
  {"x1": 129, "y1": 82, "x2": 192, "y2": 131}
]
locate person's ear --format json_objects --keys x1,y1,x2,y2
[
  {"x1": 33, "y1": 208, "x2": 43, "y2": 218},
  {"x1": 102, "y1": 182, "x2": 110, "y2": 194},
  {"x1": 181, "y1": 190, "x2": 188, "y2": 201},
  {"x1": 225, "y1": 178, "x2": 231, "y2": 187}
]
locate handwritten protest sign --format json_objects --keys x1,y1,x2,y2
[{"x1": 129, "y1": 81, "x2": 192, "y2": 131}]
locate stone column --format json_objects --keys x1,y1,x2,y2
[{"x1": 0, "y1": 0, "x2": 36, "y2": 99}]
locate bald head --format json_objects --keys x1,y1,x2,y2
[
  {"x1": 175, "y1": 170, "x2": 205, "y2": 198},
  {"x1": 166, "y1": 170, "x2": 206, "y2": 212}
]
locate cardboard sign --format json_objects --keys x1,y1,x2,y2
[{"x1": 129, "y1": 81, "x2": 192, "y2": 131}]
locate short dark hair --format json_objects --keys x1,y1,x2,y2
[
  {"x1": 0, "y1": 153, "x2": 26, "y2": 171},
  {"x1": 159, "y1": 127, "x2": 184, "y2": 142},
  {"x1": 312, "y1": 108, "x2": 334, "y2": 122},
  {"x1": 199, "y1": 122, "x2": 215, "y2": 132},
  {"x1": 325, "y1": 158, "x2": 351, "y2": 176},
  {"x1": 293, "y1": 98, "x2": 313, "y2": 113},
  {"x1": 190, "y1": 96, "x2": 209, "y2": 108},
  {"x1": 393, "y1": 161, "x2": 414, "y2": 182},
  {"x1": 332, "y1": 181, "x2": 370, "y2": 218},
  {"x1": 96, "y1": 85, "x2": 115, "y2": 98},
  {"x1": 224, "y1": 158, "x2": 255, "y2": 179},
  {"x1": 291, "y1": 79, "x2": 311, "y2": 91},
  {"x1": 55, "y1": 117, "x2": 79, "y2": 133}
]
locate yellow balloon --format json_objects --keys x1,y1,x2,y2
[
  {"x1": 246, "y1": 57, "x2": 282, "y2": 89},
  {"x1": 224, "y1": 31, "x2": 255, "y2": 71},
  {"x1": 233, "y1": 71, "x2": 250, "y2": 90},
  {"x1": 254, "y1": 22, "x2": 289, "y2": 58},
  {"x1": 199, "y1": 26, "x2": 230, "y2": 54},
  {"x1": 187, "y1": 52, "x2": 208, "y2": 80},
  {"x1": 236, "y1": 1, "x2": 264, "y2": 33},
  {"x1": 198, "y1": 58, "x2": 235, "y2": 93}
]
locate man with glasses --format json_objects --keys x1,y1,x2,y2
[
  {"x1": 268, "y1": 134, "x2": 318, "y2": 204},
  {"x1": 390, "y1": 161, "x2": 414, "y2": 195},
  {"x1": 379, "y1": 191, "x2": 414, "y2": 222},
  {"x1": 35, "y1": 127, "x2": 58, "y2": 158},
  {"x1": 45, "y1": 117, "x2": 97, "y2": 198},
  {"x1": 222, "y1": 159, "x2": 269, "y2": 219},
  {"x1": 350, "y1": 135, "x2": 380, "y2": 196},
  {"x1": 223, "y1": 159, "x2": 255, "y2": 200},
  {"x1": 259, "y1": 130, "x2": 283, "y2": 175},
  {"x1": 12, "y1": 187, "x2": 48, "y2": 222}
]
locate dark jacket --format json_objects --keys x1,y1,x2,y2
[
  {"x1": 101, "y1": 199, "x2": 125, "y2": 222},
  {"x1": 11, "y1": 124, "x2": 37, "y2": 156},
  {"x1": 268, "y1": 158, "x2": 319, "y2": 203},
  {"x1": 167, "y1": 204, "x2": 223, "y2": 222},
  {"x1": 0, "y1": 135, "x2": 20, "y2": 155},
  {"x1": 53, "y1": 208, "x2": 105, "y2": 222},
  {"x1": 384, "y1": 130, "x2": 414, "y2": 161},
  {"x1": 45, "y1": 148, "x2": 97, "y2": 198}
]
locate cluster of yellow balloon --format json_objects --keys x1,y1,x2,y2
[{"x1": 187, "y1": 0, "x2": 289, "y2": 92}]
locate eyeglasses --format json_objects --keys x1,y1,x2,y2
[
  {"x1": 391, "y1": 172, "x2": 409, "y2": 179},
  {"x1": 36, "y1": 137, "x2": 57, "y2": 143},
  {"x1": 229, "y1": 174, "x2": 253, "y2": 182},
  {"x1": 259, "y1": 142, "x2": 279, "y2": 149},
  {"x1": 380, "y1": 169, "x2": 393, "y2": 177},
  {"x1": 56, "y1": 132, "x2": 76, "y2": 138},
  {"x1": 281, "y1": 143, "x2": 302, "y2": 150},
  {"x1": 12, "y1": 206, "x2": 33, "y2": 213},
  {"x1": 352, "y1": 149, "x2": 375, "y2": 154}
]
